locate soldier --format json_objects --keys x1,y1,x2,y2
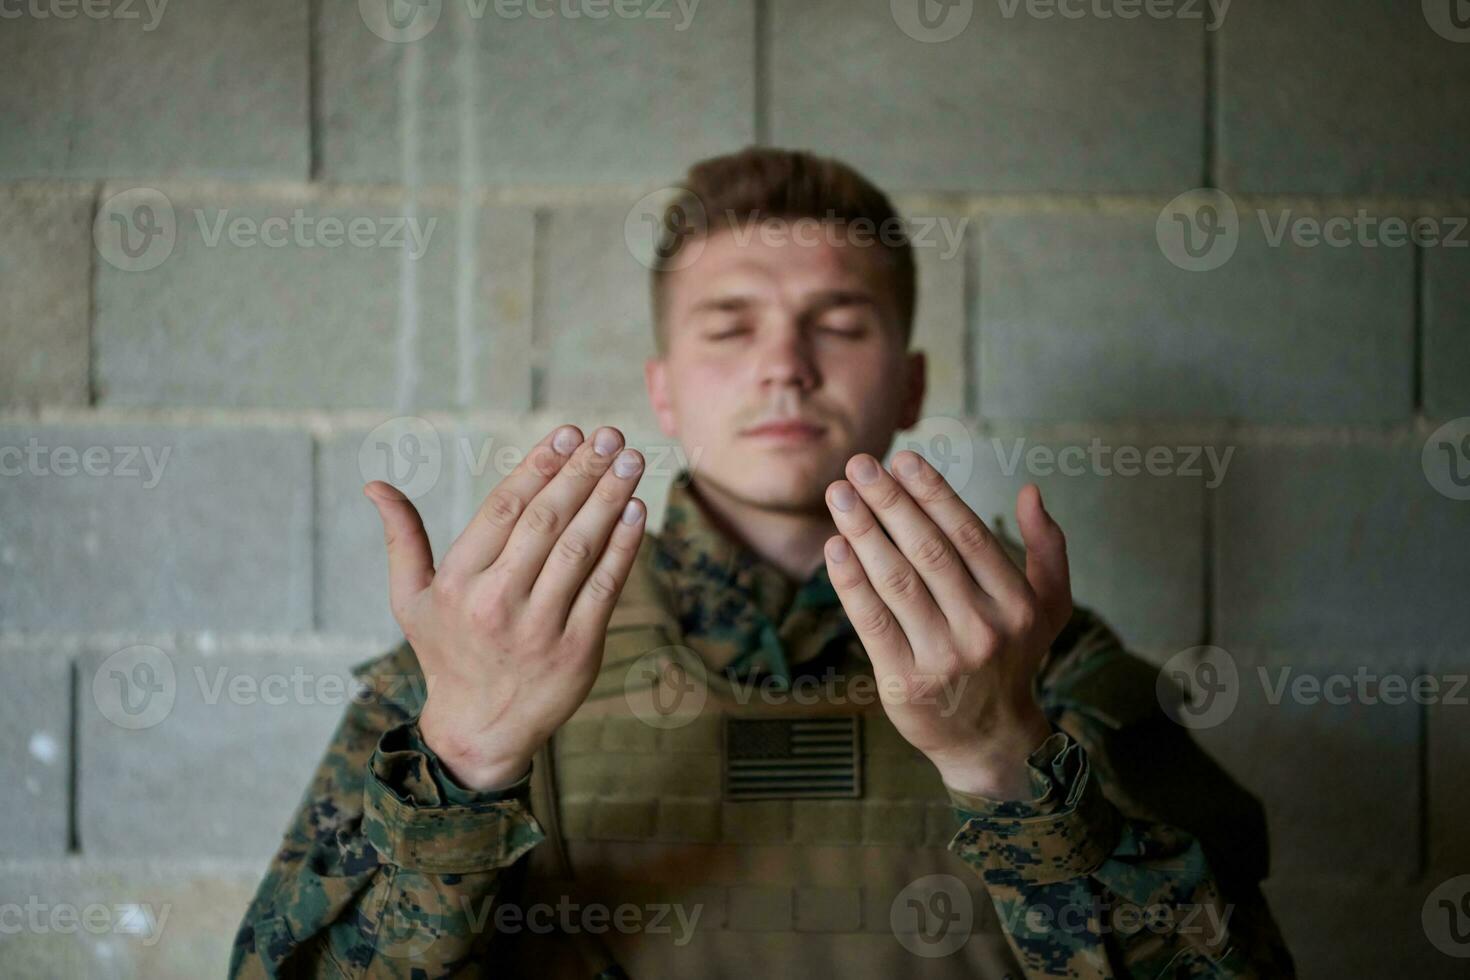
[{"x1": 230, "y1": 148, "x2": 1295, "y2": 978}]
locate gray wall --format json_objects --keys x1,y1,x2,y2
[{"x1": 2, "y1": 0, "x2": 1468, "y2": 976}]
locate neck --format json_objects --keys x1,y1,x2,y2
[{"x1": 686, "y1": 475, "x2": 836, "y2": 584}]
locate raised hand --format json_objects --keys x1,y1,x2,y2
[
  {"x1": 822, "y1": 450, "x2": 1074, "y2": 800},
  {"x1": 364, "y1": 425, "x2": 647, "y2": 791}
]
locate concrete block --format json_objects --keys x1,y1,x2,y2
[
  {"x1": 1192, "y1": 652, "x2": 1420, "y2": 875},
  {"x1": 0, "y1": 185, "x2": 92, "y2": 407},
  {"x1": 0, "y1": 425, "x2": 312, "y2": 631},
  {"x1": 0, "y1": 858, "x2": 261, "y2": 978},
  {"x1": 1219, "y1": 2, "x2": 1470, "y2": 193},
  {"x1": 0, "y1": 0, "x2": 307, "y2": 179},
  {"x1": 318, "y1": 1, "x2": 754, "y2": 185},
  {"x1": 1215, "y1": 441, "x2": 1470, "y2": 653},
  {"x1": 977, "y1": 210, "x2": 1414, "y2": 422},
  {"x1": 0, "y1": 646, "x2": 71, "y2": 857},
  {"x1": 1424, "y1": 244, "x2": 1470, "y2": 420},
  {"x1": 95, "y1": 192, "x2": 532, "y2": 410},
  {"x1": 76, "y1": 638, "x2": 380, "y2": 862},
  {"x1": 770, "y1": 0, "x2": 1203, "y2": 192}
]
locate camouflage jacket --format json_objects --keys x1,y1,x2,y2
[{"x1": 230, "y1": 472, "x2": 1295, "y2": 978}]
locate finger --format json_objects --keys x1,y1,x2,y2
[
  {"x1": 492, "y1": 428, "x2": 642, "y2": 597},
  {"x1": 530, "y1": 436, "x2": 648, "y2": 616},
  {"x1": 439, "y1": 424, "x2": 583, "y2": 578},
  {"x1": 841, "y1": 452, "x2": 989, "y2": 621},
  {"x1": 825, "y1": 476, "x2": 948, "y2": 653},
  {"x1": 823, "y1": 534, "x2": 915, "y2": 675},
  {"x1": 565, "y1": 496, "x2": 647, "y2": 639},
  {"x1": 364, "y1": 481, "x2": 435, "y2": 621},
  {"x1": 1016, "y1": 483, "x2": 1073, "y2": 636},
  {"x1": 887, "y1": 450, "x2": 1032, "y2": 606}
]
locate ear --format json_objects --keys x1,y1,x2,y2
[
  {"x1": 897, "y1": 349, "x2": 926, "y2": 431},
  {"x1": 645, "y1": 356, "x2": 678, "y2": 438}
]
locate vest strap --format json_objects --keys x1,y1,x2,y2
[{"x1": 532, "y1": 736, "x2": 629, "y2": 979}]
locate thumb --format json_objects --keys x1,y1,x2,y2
[
  {"x1": 1016, "y1": 484, "x2": 1072, "y2": 635},
  {"x1": 364, "y1": 481, "x2": 435, "y2": 618}
]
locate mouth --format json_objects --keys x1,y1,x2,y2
[{"x1": 741, "y1": 420, "x2": 828, "y2": 443}]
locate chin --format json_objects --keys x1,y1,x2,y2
[{"x1": 714, "y1": 447, "x2": 843, "y2": 509}]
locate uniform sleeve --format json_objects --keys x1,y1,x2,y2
[
  {"x1": 942, "y1": 607, "x2": 1297, "y2": 979},
  {"x1": 228, "y1": 644, "x2": 545, "y2": 979}
]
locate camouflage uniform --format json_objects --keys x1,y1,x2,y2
[{"x1": 230, "y1": 470, "x2": 1295, "y2": 978}]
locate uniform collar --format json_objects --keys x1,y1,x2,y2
[{"x1": 651, "y1": 469, "x2": 860, "y2": 685}]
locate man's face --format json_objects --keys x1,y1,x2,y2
[{"x1": 645, "y1": 219, "x2": 925, "y2": 513}]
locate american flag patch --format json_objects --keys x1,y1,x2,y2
[{"x1": 723, "y1": 717, "x2": 862, "y2": 800}]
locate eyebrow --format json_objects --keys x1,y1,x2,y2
[{"x1": 687, "y1": 288, "x2": 880, "y2": 318}]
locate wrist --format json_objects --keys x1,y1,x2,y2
[
  {"x1": 417, "y1": 719, "x2": 535, "y2": 793},
  {"x1": 928, "y1": 709, "x2": 1054, "y2": 802}
]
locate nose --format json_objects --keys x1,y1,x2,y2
[{"x1": 754, "y1": 322, "x2": 819, "y2": 393}]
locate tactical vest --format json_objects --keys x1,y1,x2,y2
[{"x1": 500, "y1": 537, "x2": 1030, "y2": 979}]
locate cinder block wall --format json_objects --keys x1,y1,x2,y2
[{"x1": 2, "y1": 1, "x2": 1468, "y2": 976}]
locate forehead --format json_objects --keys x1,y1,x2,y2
[{"x1": 664, "y1": 222, "x2": 886, "y2": 309}]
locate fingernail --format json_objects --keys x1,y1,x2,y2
[
  {"x1": 828, "y1": 537, "x2": 850, "y2": 563},
  {"x1": 621, "y1": 499, "x2": 643, "y2": 525},
  {"x1": 613, "y1": 450, "x2": 642, "y2": 478},
  {"x1": 852, "y1": 456, "x2": 879, "y2": 484},
  {"x1": 553, "y1": 427, "x2": 580, "y2": 455},
  {"x1": 895, "y1": 453, "x2": 920, "y2": 478},
  {"x1": 831, "y1": 483, "x2": 856, "y2": 512},
  {"x1": 593, "y1": 428, "x2": 619, "y2": 456}
]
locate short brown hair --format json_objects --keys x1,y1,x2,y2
[{"x1": 648, "y1": 146, "x2": 916, "y2": 354}]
